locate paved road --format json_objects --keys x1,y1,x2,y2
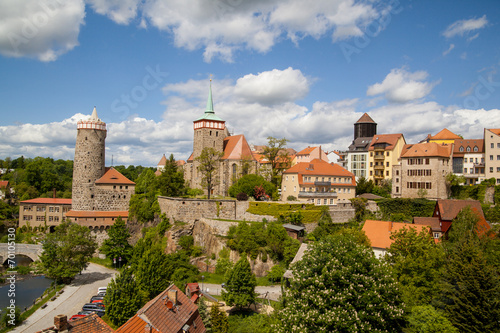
[
  {"x1": 201, "y1": 283, "x2": 282, "y2": 301},
  {"x1": 13, "y1": 263, "x2": 117, "y2": 333}
]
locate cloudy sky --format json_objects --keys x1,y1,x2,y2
[{"x1": 1, "y1": 0, "x2": 499, "y2": 166}]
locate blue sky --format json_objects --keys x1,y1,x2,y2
[{"x1": 1, "y1": 0, "x2": 499, "y2": 166}]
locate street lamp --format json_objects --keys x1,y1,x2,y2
[
  {"x1": 201, "y1": 275, "x2": 204, "y2": 292},
  {"x1": 118, "y1": 257, "x2": 122, "y2": 269},
  {"x1": 113, "y1": 258, "x2": 116, "y2": 268}
]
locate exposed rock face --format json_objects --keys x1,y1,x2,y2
[{"x1": 485, "y1": 186, "x2": 495, "y2": 204}]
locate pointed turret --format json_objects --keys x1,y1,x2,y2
[
  {"x1": 196, "y1": 80, "x2": 224, "y2": 122},
  {"x1": 90, "y1": 106, "x2": 99, "y2": 121}
]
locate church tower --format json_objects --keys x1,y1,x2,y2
[
  {"x1": 192, "y1": 80, "x2": 227, "y2": 159},
  {"x1": 72, "y1": 107, "x2": 106, "y2": 211},
  {"x1": 354, "y1": 113, "x2": 377, "y2": 140}
]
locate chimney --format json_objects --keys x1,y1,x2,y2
[
  {"x1": 388, "y1": 221, "x2": 392, "y2": 232},
  {"x1": 53, "y1": 188, "x2": 57, "y2": 199},
  {"x1": 144, "y1": 324, "x2": 152, "y2": 333},
  {"x1": 54, "y1": 314, "x2": 68, "y2": 331},
  {"x1": 167, "y1": 289, "x2": 178, "y2": 305}
]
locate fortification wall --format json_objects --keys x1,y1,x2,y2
[{"x1": 94, "y1": 185, "x2": 134, "y2": 211}]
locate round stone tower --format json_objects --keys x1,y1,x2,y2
[{"x1": 72, "y1": 107, "x2": 107, "y2": 211}]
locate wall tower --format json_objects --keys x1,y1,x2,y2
[
  {"x1": 72, "y1": 107, "x2": 107, "y2": 210},
  {"x1": 354, "y1": 113, "x2": 377, "y2": 140}
]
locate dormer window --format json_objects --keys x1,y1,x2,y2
[
  {"x1": 466, "y1": 146, "x2": 471, "y2": 152},
  {"x1": 459, "y1": 146, "x2": 464, "y2": 152},
  {"x1": 474, "y1": 146, "x2": 478, "y2": 152}
]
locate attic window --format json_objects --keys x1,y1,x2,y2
[
  {"x1": 466, "y1": 146, "x2": 471, "y2": 152},
  {"x1": 474, "y1": 146, "x2": 478, "y2": 152},
  {"x1": 459, "y1": 147, "x2": 464, "y2": 152}
]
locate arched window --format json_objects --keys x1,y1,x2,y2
[
  {"x1": 459, "y1": 146, "x2": 464, "y2": 152},
  {"x1": 466, "y1": 146, "x2": 471, "y2": 152},
  {"x1": 474, "y1": 146, "x2": 478, "y2": 152},
  {"x1": 232, "y1": 164, "x2": 237, "y2": 178}
]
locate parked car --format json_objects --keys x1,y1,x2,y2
[
  {"x1": 90, "y1": 295, "x2": 104, "y2": 302},
  {"x1": 97, "y1": 287, "x2": 107, "y2": 294},
  {"x1": 78, "y1": 311, "x2": 93, "y2": 316},
  {"x1": 82, "y1": 303, "x2": 105, "y2": 316},
  {"x1": 69, "y1": 314, "x2": 86, "y2": 321}
]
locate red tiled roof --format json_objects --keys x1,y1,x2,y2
[
  {"x1": 453, "y1": 139, "x2": 484, "y2": 154},
  {"x1": 95, "y1": 168, "x2": 135, "y2": 185},
  {"x1": 157, "y1": 154, "x2": 167, "y2": 167},
  {"x1": 296, "y1": 147, "x2": 317, "y2": 155},
  {"x1": 116, "y1": 284, "x2": 205, "y2": 333},
  {"x1": 430, "y1": 128, "x2": 461, "y2": 140},
  {"x1": 222, "y1": 134, "x2": 255, "y2": 160},
  {"x1": 284, "y1": 159, "x2": 355, "y2": 186},
  {"x1": 20, "y1": 198, "x2": 72, "y2": 205},
  {"x1": 355, "y1": 113, "x2": 376, "y2": 124},
  {"x1": 65, "y1": 210, "x2": 128, "y2": 218},
  {"x1": 0, "y1": 180, "x2": 9, "y2": 188},
  {"x1": 368, "y1": 133, "x2": 404, "y2": 151},
  {"x1": 487, "y1": 128, "x2": 500, "y2": 136},
  {"x1": 435, "y1": 199, "x2": 484, "y2": 221},
  {"x1": 362, "y1": 220, "x2": 431, "y2": 249},
  {"x1": 177, "y1": 160, "x2": 186, "y2": 166},
  {"x1": 413, "y1": 217, "x2": 441, "y2": 232},
  {"x1": 400, "y1": 142, "x2": 452, "y2": 158},
  {"x1": 186, "y1": 153, "x2": 194, "y2": 162},
  {"x1": 69, "y1": 313, "x2": 114, "y2": 333},
  {"x1": 186, "y1": 283, "x2": 200, "y2": 294}
]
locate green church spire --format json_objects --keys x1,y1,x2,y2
[{"x1": 205, "y1": 79, "x2": 214, "y2": 114}]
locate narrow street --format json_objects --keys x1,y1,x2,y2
[{"x1": 13, "y1": 263, "x2": 117, "y2": 333}]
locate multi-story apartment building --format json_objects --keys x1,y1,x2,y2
[
  {"x1": 367, "y1": 133, "x2": 406, "y2": 185},
  {"x1": 427, "y1": 128, "x2": 461, "y2": 145},
  {"x1": 484, "y1": 129, "x2": 500, "y2": 184},
  {"x1": 281, "y1": 159, "x2": 356, "y2": 205},
  {"x1": 392, "y1": 142, "x2": 453, "y2": 199},
  {"x1": 19, "y1": 198, "x2": 72, "y2": 230},
  {"x1": 292, "y1": 146, "x2": 329, "y2": 166},
  {"x1": 452, "y1": 139, "x2": 485, "y2": 185}
]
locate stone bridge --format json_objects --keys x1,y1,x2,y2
[{"x1": 0, "y1": 243, "x2": 43, "y2": 264}]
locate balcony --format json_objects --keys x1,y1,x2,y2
[
  {"x1": 374, "y1": 174, "x2": 384, "y2": 179},
  {"x1": 298, "y1": 191, "x2": 337, "y2": 198},
  {"x1": 473, "y1": 163, "x2": 485, "y2": 168},
  {"x1": 314, "y1": 181, "x2": 331, "y2": 186},
  {"x1": 374, "y1": 154, "x2": 385, "y2": 160},
  {"x1": 374, "y1": 164, "x2": 385, "y2": 170}
]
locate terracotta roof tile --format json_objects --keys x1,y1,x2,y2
[
  {"x1": 355, "y1": 113, "x2": 376, "y2": 124},
  {"x1": 0, "y1": 180, "x2": 9, "y2": 188},
  {"x1": 20, "y1": 198, "x2": 72, "y2": 205},
  {"x1": 69, "y1": 313, "x2": 114, "y2": 333},
  {"x1": 400, "y1": 142, "x2": 452, "y2": 158},
  {"x1": 452, "y1": 139, "x2": 484, "y2": 154},
  {"x1": 368, "y1": 133, "x2": 404, "y2": 151},
  {"x1": 362, "y1": 220, "x2": 431, "y2": 249},
  {"x1": 222, "y1": 135, "x2": 255, "y2": 160},
  {"x1": 435, "y1": 199, "x2": 484, "y2": 221},
  {"x1": 95, "y1": 168, "x2": 135, "y2": 185},
  {"x1": 430, "y1": 128, "x2": 461, "y2": 140},
  {"x1": 486, "y1": 128, "x2": 500, "y2": 136},
  {"x1": 284, "y1": 159, "x2": 355, "y2": 186},
  {"x1": 116, "y1": 284, "x2": 205, "y2": 333},
  {"x1": 413, "y1": 217, "x2": 441, "y2": 232},
  {"x1": 296, "y1": 147, "x2": 317, "y2": 155},
  {"x1": 157, "y1": 154, "x2": 167, "y2": 167}
]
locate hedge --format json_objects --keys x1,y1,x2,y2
[
  {"x1": 247, "y1": 202, "x2": 323, "y2": 223},
  {"x1": 377, "y1": 198, "x2": 435, "y2": 221}
]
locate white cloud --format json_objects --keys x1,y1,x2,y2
[
  {"x1": 234, "y1": 67, "x2": 310, "y2": 105},
  {"x1": 442, "y1": 15, "x2": 488, "y2": 38},
  {"x1": 0, "y1": 0, "x2": 85, "y2": 61},
  {"x1": 86, "y1": 0, "x2": 140, "y2": 25},
  {"x1": 367, "y1": 67, "x2": 439, "y2": 103},
  {"x1": 443, "y1": 43, "x2": 455, "y2": 56}
]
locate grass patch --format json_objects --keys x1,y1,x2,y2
[
  {"x1": 89, "y1": 257, "x2": 115, "y2": 270},
  {"x1": 100, "y1": 315, "x2": 119, "y2": 330}
]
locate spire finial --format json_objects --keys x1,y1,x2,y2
[{"x1": 205, "y1": 78, "x2": 214, "y2": 114}]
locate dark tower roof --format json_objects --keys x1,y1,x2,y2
[{"x1": 354, "y1": 113, "x2": 377, "y2": 140}]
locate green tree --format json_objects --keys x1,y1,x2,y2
[
  {"x1": 407, "y1": 305, "x2": 458, "y2": 333},
  {"x1": 104, "y1": 268, "x2": 147, "y2": 327},
  {"x1": 438, "y1": 207, "x2": 500, "y2": 332},
  {"x1": 275, "y1": 234, "x2": 405, "y2": 332},
  {"x1": 134, "y1": 244, "x2": 171, "y2": 298},
  {"x1": 1, "y1": 306, "x2": 22, "y2": 327},
  {"x1": 384, "y1": 227, "x2": 444, "y2": 307},
  {"x1": 198, "y1": 298, "x2": 212, "y2": 332},
  {"x1": 196, "y1": 147, "x2": 224, "y2": 199},
  {"x1": 228, "y1": 174, "x2": 275, "y2": 199},
  {"x1": 210, "y1": 303, "x2": 229, "y2": 333},
  {"x1": 40, "y1": 221, "x2": 97, "y2": 284},
  {"x1": 261, "y1": 137, "x2": 290, "y2": 187},
  {"x1": 222, "y1": 256, "x2": 257, "y2": 309},
  {"x1": 99, "y1": 217, "x2": 133, "y2": 265},
  {"x1": 129, "y1": 168, "x2": 160, "y2": 223},
  {"x1": 350, "y1": 197, "x2": 368, "y2": 223},
  {"x1": 156, "y1": 154, "x2": 186, "y2": 197},
  {"x1": 355, "y1": 176, "x2": 374, "y2": 195}
]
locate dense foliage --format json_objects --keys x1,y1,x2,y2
[
  {"x1": 113, "y1": 165, "x2": 153, "y2": 182},
  {"x1": 437, "y1": 207, "x2": 500, "y2": 332},
  {"x1": 407, "y1": 305, "x2": 458, "y2": 333},
  {"x1": 377, "y1": 198, "x2": 435, "y2": 221},
  {"x1": 222, "y1": 256, "x2": 257, "y2": 309},
  {"x1": 261, "y1": 137, "x2": 290, "y2": 187},
  {"x1": 275, "y1": 233, "x2": 406, "y2": 332},
  {"x1": 1, "y1": 156, "x2": 73, "y2": 200},
  {"x1": 228, "y1": 174, "x2": 276, "y2": 200},
  {"x1": 99, "y1": 217, "x2": 133, "y2": 265},
  {"x1": 128, "y1": 168, "x2": 160, "y2": 223},
  {"x1": 384, "y1": 227, "x2": 444, "y2": 307},
  {"x1": 226, "y1": 221, "x2": 299, "y2": 265},
  {"x1": 210, "y1": 303, "x2": 229, "y2": 333},
  {"x1": 105, "y1": 268, "x2": 147, "y2": 327},
  {"x1": 355, "y1": 177, "x2": 391, "y2": 198},
  {"x1": 40, "y1": 221, "x2": 97, "y2": 283},
  {"x1": 246, "y1": 202, "x2": 323, "y2": 223},
  {"x1": 156, "y1": 154, "x2": 186, "y2": 197}
]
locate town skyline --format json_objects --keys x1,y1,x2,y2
[{"x1": 1, "y1": 0, "x2": 500, "y2": 166}]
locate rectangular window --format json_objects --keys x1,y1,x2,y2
[
  {"x1": 317, "y1": 199, "x2": 321, "y2": 204},
  {"x1": 491, "y1": 155, "x2": 494, "y2": 160},
  {"x1": 396, "y1": 170, "x2": 399, "y2": 176},
  {"x1": 293, "y1": 186, "x2": 296, "y2": 192},
  {"x1": 469, "y1": 158, "x2": 473, "y2": 162},
  {"x1": 386, "y1": 162, "x2": 389, "y2": 167},
  {"x1": 330, "y1": 199, "x2": 334, "y2": 205},
  {"x1": 497, "y1": 155, "x2": 500, "y2": 160},
  {"x1": 370, "y1": 162, "x2": 373, "y2": 167},
  {"x1": 491, "y1": 167, "x2": 494, "y2": 172},
  {"x1": 464, "y1": 168, "x2": 467, "y2": 174},
  {"x1": 49, "y1": 207, "x2": 54, "y2": 212},
  {"x1": 324, "y1": 199, "x2": 327, "y2": 205},
  {"x1": 36, "y1": 216, "x2": 44, "y2": 221},
  {"x1": 370, "y1": 171, "x2": 373, "y2": 176},
  {"x1": 396, "y1": 186, "x2": 399, "y2": 193},
  {"x1": 386, "y1": 152, "x2": 390, "y2": 156},
  {"x1": 497, "y1": 167, "x2": 500, "y2": 172},
  {"x1": 396, "y1": 178, "x2": 399, "y2": 183},
  {"x1": 492, "y1": 143, "x2": 495, "y2": 148},
  {"x1": 386, "y1": 171, "x2": 389, "y2": 176},
  {"x1": 49, "y1": 216, "x2": 54, "y2": 222}
]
